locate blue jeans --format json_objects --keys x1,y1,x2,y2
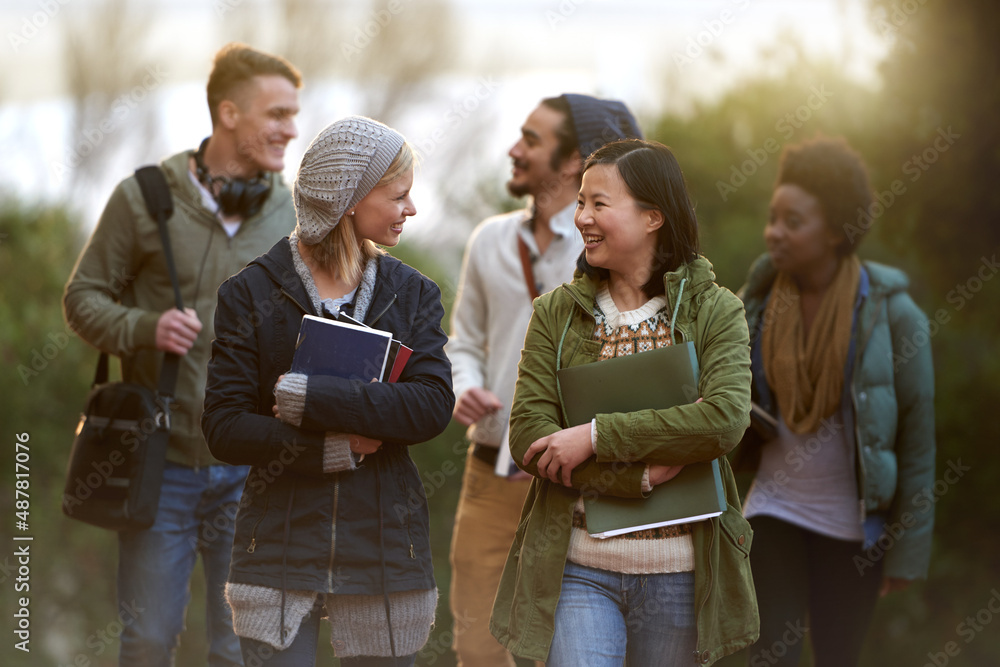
[
  {"x1": 240, "y1": 603, "x2": 416, "y2": 667},
  {"x1": 118, "y1": 461, "x2": 249, "y2": 667},
  {"x1": 547, "y1": 561, "x2": 697, "y2": 667}
]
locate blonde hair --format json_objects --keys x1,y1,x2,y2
[{"x1": 307, "y1": 143, "x2": 415, "y2": 284}]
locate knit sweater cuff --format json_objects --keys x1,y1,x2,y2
[
  {"x1": 641, "y1": 465, "x2": 652, "y2": 494},
  {"x1": 324, "y1": 433, "x2": 357, "y2": 473},
  {"x1": 274, "y1": 372, "x2": 308, "y2": 427}
]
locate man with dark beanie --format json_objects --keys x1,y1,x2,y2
[{"x1": 446, "y1": 94, "x2": 641, "y2": 667}]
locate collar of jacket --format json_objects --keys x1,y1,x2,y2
[
  {"x1": 741, "y1": 252, "x2": 908, "y2": 303},
  {"x1": 559, "y1": 255, "x2": 719, "y2": 322},
  {"x1": 741, "y1": 252, "x2": 912, "y2": 346},
  {"x1": 249, "y1": 237, "x2": 406, "y2": 325},
  {"x1": 157, "y1": 149, "x2": 291, "y2": 229}
]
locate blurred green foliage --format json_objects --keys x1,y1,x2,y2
[{"x1": 3, "y1": 1, "x2": 998, "y2": 665}]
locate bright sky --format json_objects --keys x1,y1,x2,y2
[{"x1": 1, "y1": 0, "x2": 890, "y2": 246}]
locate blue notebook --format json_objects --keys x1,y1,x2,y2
[{"x1": 290, "y1": 315, "x2": 393, "y2": 381}]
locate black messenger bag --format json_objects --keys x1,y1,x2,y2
[{"x1": 62, "y1": 165, "x2": 183, "y2": 531}]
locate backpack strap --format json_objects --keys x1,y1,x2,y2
[{"x1": 134, "y1": 165, "x2": 183, "y2": 405}]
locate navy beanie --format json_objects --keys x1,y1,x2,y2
[{"x1": 561, "y1": 93, "x2": 643, "y2": 160}]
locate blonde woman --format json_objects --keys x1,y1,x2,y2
[{"x1": 203, "y1": 116, "x2": 454, "y2": 666}]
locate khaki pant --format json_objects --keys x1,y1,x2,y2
[{"x1": 449, "y1": 449, "x2": 536, "y2": 667}]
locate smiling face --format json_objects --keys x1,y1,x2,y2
[
  {"x1": 575, "y1": 164, "x2": 663, "y2": 281},
  {"x1": 350, "y1": 168, "x2": 416, "y2": 247},
  {"x1": 226, "y1": 74, "x2": 300, "y2": 175},
  {"x1": 507, "y1": 103, "x2": 576, "y2": 199},
  {"x1": 765, "y1": 183, "x2": 842, "y2": 279}
]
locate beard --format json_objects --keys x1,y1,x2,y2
[{"x1": 507, "y1": 179, "x2": 530, "y2": 198}]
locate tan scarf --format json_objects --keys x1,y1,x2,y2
[{"x1": 762, "y1": 255, "x2": 860, "y2": 434}]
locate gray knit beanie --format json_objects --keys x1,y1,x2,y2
[{"x1": 293, "y1": 116, "x2": 406, "y2": 244}]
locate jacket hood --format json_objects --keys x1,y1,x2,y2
[
  {"x1": 564, "y1": 255, "x2": 719, "y2": 319},
  {"x1": 741, "y1": 252, "x2": 910, "y2": 303}
]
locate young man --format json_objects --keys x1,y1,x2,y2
[
  {"x1": 63, "y1": 43, "x2": 301, "y2": 667},
  {"x1": 447, "y1": 94, "x2": 642, "y2": 667}
]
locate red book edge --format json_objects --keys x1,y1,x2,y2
[{"x1": 387, "y1": 344, "x2": 413, "y2": 383}]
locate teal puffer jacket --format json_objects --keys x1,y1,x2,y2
[{"x1": 736, "y1": 253, "x2": 936, "y2": 581}]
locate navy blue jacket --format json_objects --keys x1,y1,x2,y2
[{"x1": 202, "y1": 237, "x2": 454, "y2": 594}]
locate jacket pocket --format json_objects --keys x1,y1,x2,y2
[
  {"x1": 712, "y1": 505, "x2": 759, "y2": 652},
  {"x1": 719, "y1": 504, "x2": 752, "y2": 557},
  {"x1": 246, "y1": 493, "x2": 270, "y2": 554}
]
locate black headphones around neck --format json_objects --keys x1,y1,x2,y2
[{"x1": 193, "y1": 138, "x2": 272, "y2": 219}]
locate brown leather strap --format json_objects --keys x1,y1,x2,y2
[{"x1": 517, "y1": 235, "x2": 540, "y2": 300}]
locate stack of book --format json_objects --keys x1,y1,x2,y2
[{"x1": 290, "y1": 314, "x2": 411, "y2": 382}]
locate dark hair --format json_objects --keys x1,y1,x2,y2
[
  {"x1": 207, "y1": 43, "x2": 302, "y2": 128},
  {"x1": 577, "y1": 139, "x2": 701, "y2": 298},
  {"x1": 776, "y1": 136, "x2": 874, "y2": 253},
  {"x1": 540, "y1": 96, "x2": 577, "y2": 171}
]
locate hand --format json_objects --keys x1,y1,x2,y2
[
  {"x1": 523, "y1": 423, "x2": 594, "y2": 487},
  {"x1": 347, "y1": 434, "x2": 382, "y2": 456},
  {"x1": 879, "y1": 577, "x2": 912, "y2": 597},
  {"x1": 648, "y1": 464, "x2": 685, "y2": 486},
  {"x1": 453, "y1": 387, "x2": 503, "y2": 426},
  {"x1": 156, "y1": 307, "x2": 202, "y2": 355}
]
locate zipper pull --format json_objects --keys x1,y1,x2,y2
[
  {"x1": 409, "y1": 544, "x2": 415, "y2": 559},
  {"x1": 247, "y1": 538, "x2": 256, "y2": 554}
]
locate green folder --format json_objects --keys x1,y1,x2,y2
[{"x1": 556, "y1": 341, "x2": 726, "y2": 538}]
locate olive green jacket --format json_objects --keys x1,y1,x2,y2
[
  {"x1": 64, "y1": 150, "x2": 296, "y2": 467},
  {"x1": 490, "y1": 257, "x2": 759, "y2": 665}
]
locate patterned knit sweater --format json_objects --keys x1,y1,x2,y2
[{"x1": 565, "y1": 285, "x2": 695, "y2": 574}]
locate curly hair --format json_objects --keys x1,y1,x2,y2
[{"x1": 776, "y1": 136, "x2": 873, "y2": 253}]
